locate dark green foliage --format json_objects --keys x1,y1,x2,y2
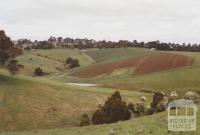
[
  {"x1": 92, "y1": 109, "x2": 106, "y2": 125},
  {"x1": 80, "y1": 113, "x2": 90, "y2": 126},
  {"x1": 150, "y1": 92, "x2": 165, "y2": 109},
  {"x1": 66, "y1": 57, "x2": 73, "y2": 64},
  {"x1": 70, "y1": 59, "x2": 80, "y2": 68},
  {"x1": 7, "y1": 59, "x2": 24, "y2": 75},
  {"x1": 34, "y1": 67, "x2": 44, "y2": 76},
  {"x1": 146, "y1": 107, "x2": 154, "y2": 115},
  {"x1": 0, "y1": 30, "x2": 22, "y2": 65},
  {"x1": 32, "y1": 41, "x2": 54, "y2": 49},
  {"x1": 183, "y1": 91, "x2": 200, "y2": 104},
  {"x1": 155, "y1": 102, "x2": 167, "y2": 112},
  {"x1": 66, "y1": 57, "x2": 80, "y2": 69},
  {"x1": 92, "y1": 91, "x2": 131, "y2": 125}
]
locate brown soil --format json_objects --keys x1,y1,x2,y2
[
  {"x1": 134, "y1": 53, "x2": 194, "y2": 75},
  {"x1": 70, "y1": 57, "x2": 143, "y2": 78},
  {"x1": 70, "y1": 53, "x2": 194, "y2": 78}
]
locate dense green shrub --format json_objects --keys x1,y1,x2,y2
[
  {"x1": 151, "y1": 92, "x2": 165, "y2": 109},
  {"x1": 0, "y1": 30, "x2": 22, "y2": 66},
  {"x1": 92, "y1": 91, "x2": 131, "y2": 124},
  {"x1": 66, "y1": 57, "x2": 73, "y2": 64},
  {"x1": 155, "y1": 102, "x2": 167, "y2": 112},
  {"x1": 34, "y1": 67, "x2": 44, "y2": 76},
  {"x1": 146, "y1": 107, "x2": 154, "y2": 115},
  {"x1": 7, "y1": 59, "x2": 24, "y2": 75},
  {"x1": 66, "y1": 57, "x2": 80, "y2": 69},
  {"x1": 92, "y1": 109, "x2": 106, "y2": 125}
]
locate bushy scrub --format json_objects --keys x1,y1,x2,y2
[
  {"x1": 34, "y1": 67, "x2": 44, "y2": 76},
  {"x1": 92, "y1": 109, "x2": 106, "y2": 125},
  {"x1": 92, "y1": 91, "x2": 131, "y2": 124},
  {"x1": 155, "y1": 102, "x2": 167, "y2": 112},
  {"x1": 128, "y1": 102, "x2": 146, "y2": 116},
  {"x1": 184, "y1": 91, "x2": 200, "y2": 103},
  {"x1": 150, "y1": 92, "x2": 165, "y2": 110},
  {"x1": 146, "y1": 107, "x2": 154, "y2": 115},
  {"x1": 65, "y1": 57, "x2": 80, "y2": 69},
  {"x1": 168, "y1": 91, "x2": 179, "y2": 103}
]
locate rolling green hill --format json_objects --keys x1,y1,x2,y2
[
  {"x1": 4, "y1": 105, "x2": 200, "y2": 135},
  {"x1": 90, "y1": 51, "x2": 200, "y2": 93},
  {"x1": 84, "y1": 48, "x2": 161, "y2": 64},
  {"x1": 1, "y1": 48, "x2": 200, "y2": 135},
  {"x1": 16, "y1": 49, "x2": 94, "y2": 75},
  {"x1": 52, "y1": 48, "x2": 200, "y2": 94},
  {"x1": 0, "y1": 70, "x2": 151, "y2": 132}
]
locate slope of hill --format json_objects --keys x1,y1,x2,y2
[
  {"x1": 88, "y1": 51, "x2": 200, "y2": 92},
  {"x1": 1, "y1": 48, "x2": 200, "y2": 135},
  {"x1": 70, "y1": 53, "x2": 194, "y2": 78},
  {"x1": 16, "y1": 49, "x2": 94, "y2": 75},
  {"x1": 84, "y1": 48, "x2": 161, "y2": 64},
  {"x1": 42, "y1": 48, "x2": 200, "y2": 95},
  {"x1": 4, "y1": 106, "x2": 200, "y2": 135},
  {"x1": 0, "y1": 70, "x2": 151, "y2": 132}
]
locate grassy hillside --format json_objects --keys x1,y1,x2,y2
[
  {"x1": 16, "y1": 49, "x2": 94, "y2": 75},
  {"x1": 4, "y1": 106, "x2": 200, "y2": 135},
  {"x1": 54, "y1": 48, "x2": 162, "y2": 81},
  {"x1": 94, "y1": 66, "x2": 200, "y2": 93},
  {"x1": 57, "y1": 48, "x2": 200, "y2": 93},
  {"x1": 70, "y1": 53, "x2": 193, "y2": 78},
  {"x1": 1, "y1": 48, "x2": 200, "y2": 135},
  {"x1": 0, "y1": 70, "x2": 151, "y2": 132},
  {"x1": 84, "y1": 48, "x2": 161, "y2": 64},
  {"x1": 89, "y1": 51, "x2": 200, "y2": 93},
  {"x1": 30, "y1": 49, "x2": 94, "y2": 66}
]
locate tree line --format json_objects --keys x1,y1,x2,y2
[
  {"x1": 16, "y1": 37, "x2": 200, "y2": 52},
  {"x1": 80, "y1": 90, "x2": 200, "y2": 126},
  {"x1": 1, "y1": 30, "x2": 82, "y2": 76}
]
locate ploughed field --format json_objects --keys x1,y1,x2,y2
[
  {"x1": 70, "y1": 53, "x2": 194, "y2": 78},
  {"x1": 134, "y1": 53, "x2": 194, "y2": 75}
]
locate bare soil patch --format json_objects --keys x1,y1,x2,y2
[
  {"x1": 70, "y1": 53, "x2": 194, "y2": 78},
  {"x1": 134, "y1": 53, "x2": 194, "y2": 75}
]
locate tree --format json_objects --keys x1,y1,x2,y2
[
  {"x1": 92, "y1": 109, "x2": 106, "y2": 125},
  {"x1": 150, "y1": 92, "x2": 165, "y2": 109},
  {"x1": 34, "y1": 67, "x2": 44, "y2": 76},
  {"x1": 66, "y1": 57, "x2": 73, "y2": 64},
  {"x1": 0, "y1": 30, "x2": 22, "y2": 65},
  {"x1": 92, "y1": 91, "x2": 131, "y2": 124},
  {"x1": 65, "y1": 57, "x2": 80, "y2": 69},
  {"x1": 57, "y1": 37, "x2": 63, "y2": 43},
  {"x1": 70, "y1": 59, "x2": 80, "y2": 68},
  {"x1": 7, "y1": 59, "x2": 24, "y2": 75}
]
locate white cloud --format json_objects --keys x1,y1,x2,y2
[{"x1": 1, "y1": 0, "x2": 200, "y2": 43}]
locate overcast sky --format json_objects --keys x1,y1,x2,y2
[{"x1": 1, "y1": 0, "x2": 200, "y2": 43}]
